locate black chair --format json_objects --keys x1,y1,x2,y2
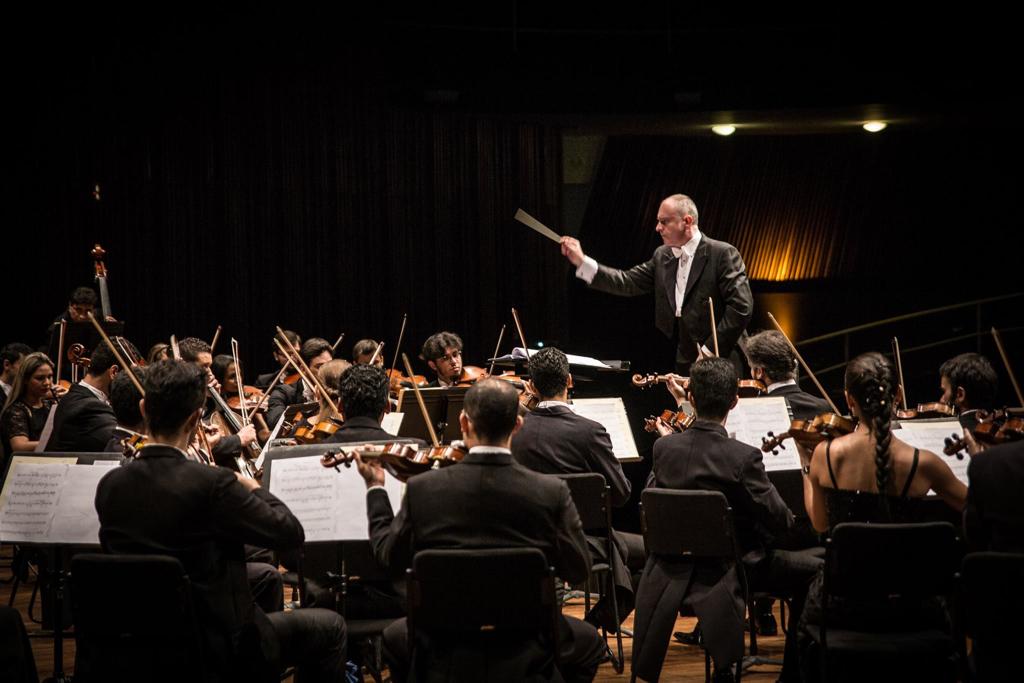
[
  {"x1": 70, "y1": 553, "x2": 206, "y2": 682},
  {"x1": 558, "y1": 472, "x2": 625, "y2": 673},
  {"x1": 407, "y1": 547, "x2": 561, "y2": 681},
  {"x1": 639, "y1": 488, "x2": 747, "y2": 683},
  {"x1": 814, "y1": 522, "x2": 960, "y2": 683},
  {"x1": 333, "y1": 541, "x2": 402, "y2": 683},
  {"x1": 958, "y1": 551, "x2": 1024, "y2": 682}
]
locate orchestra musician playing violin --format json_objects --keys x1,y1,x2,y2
[
  {"x1": 742, "y1": 330, "x2": 831, "y2": 421},
  {"x1": 560, "y1": 194, "x2": 753, "y2": 375},
  {"x1": 255, "y1": 329, "x2": 301, "y2": 389},
  {"x1": 938, "y1": 352, "x2": 999, "y2": 432},
  {"x1": 267, "y1": 337, "x2": 333, "y2": 428},
  {"x1": 178, "y1": 337, "x2": 258, "y2": 464},
  {"x1": 511, "y1": 347, "x2": 645, "y2": 632},
  {"x1": 0, "y1": 343, "x2": 33, "y2": 407},
  {"x1": 103, "y1": 366, "x2": 147, "y2": 457},
  {"x1": 1, "y1": 352, "x2": 57, "y2": 460},
  {"x1": 635, "y1": 357, "x2": 817, "y2": 683},
  {"x1": 94, "y1": 360, "x2": 347, "y2": 682},
  {"x1": 211, "y1": 354, "x2": 271, "y2": 444},
  {"x1": 421, "y1": 331, "x2": 469, "y2": 387},
  {"x1": 46, "y1": 341, "x2": 131, "y2": 452},
  {"x1": 355, "y1": 378, "x2": 605, "y2": 682},
  {"x1": 351, "y1": 338, "x2": 384, "y2": 366},
  {"x1": 324, "y1": 363, "x2": 400, "y2": 443}
]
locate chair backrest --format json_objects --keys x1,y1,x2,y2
[
  {"x1": 557, "y1": 473, "x2": 610, "y2": 533},
  {"x1": 71, "y1": 553, "x2": 205, "y2": 681},
  {"x1": 960, "y1": 551, "x2": 1024, "y2": 640},
  {"x1": 824, "y1": 522, "x2": 960, "y2": 600},
  {"x1": 640, "y1": 488, "x2": 738, "y2": 560},
  {"x1": 408, "y1": 547, "x2": 557, "y2": 636}
]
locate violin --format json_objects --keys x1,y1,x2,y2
[
  {"x1": 761, "y1": 412, "x2": 856, "y2": 454},
  {"x1": 293, "y1": 416, "x2": 345, "y2": 444},
  {"x1": 895, "y1": 402, "x2": 956, "y2": 420},
  {"x1": 387, "y1": 368, "x2": 427, "y2": 393},
  {"x1": 453, "y1": 366, "x2": 488, "y2": 387},
  {"x1": 632, "y1": 373, "x2": 687, "y2": 390},
  {"x1": 321, "y1": 441, "x2": 468, "y2": 482},
  {"x1": 943, "y1": 409, "x2": 1024, "y2": 459},
  {"x1": 643, "y1": 409, "x2": 695, "y2": 434},
  {"x1": 227, "y1": 386, "x2": 268, "y2": 414},
  {"x1": 737, "y1": 380, "x2": 766, "y2": 398}
]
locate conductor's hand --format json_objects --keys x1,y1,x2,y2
[
  {"x1": 560, "y1": 236, "x2": 585, "y2": 268},
  {"x1": 355, "y1": 448, "x2": 386, "y2": 488}
]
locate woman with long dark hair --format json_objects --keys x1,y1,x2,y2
[{"x1": 1, "y1": 352, "x2": 57, "y2": 458}]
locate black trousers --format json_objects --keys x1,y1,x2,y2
[{"x1": 265, "y1": 608, "x2": 348, "y2": 683}]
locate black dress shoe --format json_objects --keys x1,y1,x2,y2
[{"x1": 673, "y1": 625, "x2": 702, "y2": 646}]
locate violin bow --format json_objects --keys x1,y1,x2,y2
[
  {"x1": 388, "y1": 314, "x2": 408, "y2": 380},
  {"x1": 891, "y1": 337, "x2": 909, "y2": 410},
  {"x1": 511, "y1": 307, "x2": 529, "y2": 355},
  {"x1": 708, "y1": 297, "x2": 719, "y2": 357},
  {"x1": 766, "y1": 312, "x2": 841, "y2": 414},
  {"x1": 331, "y1": 332, "x2": 345, "y2": 355},
  {"x1": 369, "y1": 341, "x2": 385, "y2": 366},
  {"x1": 56, "y1": 320, "x2": 66, "y2": 384},
  {"x1": 488, "y1": 324, "x2": 506, "y2": 376},
  {"x1": 402, "y1": 352, "x2": 441, "y2": 447},
  {"x1": 230, "y1": 338, "x2": 250, "y2": 427},
  {"x1": 86, "y1": 312, "x2": 145, "y2": 396},
  {"x1": 274, "y1": 326, "x2": 341, "y2": 416},
  {"x1": 992, "y1": 327, "x2": 1024, "y2": 407},
  {"x1": 210, "y1": 325, "x2": 223, "y2": 354}
]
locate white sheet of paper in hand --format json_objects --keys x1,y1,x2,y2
[
  {"x1": 894, "y1": 420, "x2": 968, "y2": 490},
  {"x1": 726, "y1": 397, "x2": 799, "y2": 472},
  {"x1": 571, "y1": 398, "x2": 640, "y2": 461},
  {"x1": 267, "y1": 453, "x2": 404, "y2": 542}
]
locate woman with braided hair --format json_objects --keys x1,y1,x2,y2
[
  {"x1": 801, "y1": 352, "x2": 966, "y2": 531},
  {"x1": 796, "y1": 352, "x2": 966, "y2": 681}
]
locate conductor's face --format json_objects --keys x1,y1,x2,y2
[{"x1": 655, "y1": 198, "x2": 695, "y2": 248}]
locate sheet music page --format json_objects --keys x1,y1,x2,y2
[
  {"x1": 267, "y1": 452, "x2": 404, "y2": 542},
  {"x1": 0, "y1": 460, "x2": 108, "y2": 544},
  {"x1": 726, "y1": 397, "x2": 799, "y2": 472},
  {"x1": 894, "y1": 420, "x2": 969, "y2": 488},
  {"x1": 381, "y1": 412, "x2": 404, "y2": 435},
  {"x1": 571, "y1": 398, "x2": 640, "y2": 461},
  {"x1": 48, "y1": 464, "x2": 109, "y2": 544}
]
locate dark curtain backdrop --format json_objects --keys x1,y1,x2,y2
[
  {"x1": 9, "y1": 60, "x2": 568, "y2": 376},
  {"x1": 568, "y1": 131, "x2": 1023, "y2": 376}
]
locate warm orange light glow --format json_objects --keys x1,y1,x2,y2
[{"x1": 736, "y1": 224, "x2": 835, "y2": 281}]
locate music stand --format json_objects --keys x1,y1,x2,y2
[{"x1": 395, "y1": 387, "x2": 469, "y2": 443}]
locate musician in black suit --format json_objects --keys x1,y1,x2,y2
[
  {"x1": 511, "y1": 347, "x2": 644, "y2": 630},
  {"x1": 939, "y1": 352, "x2": 998, "y2": 432},
  {"x1": 634, "y1": 357, "x2": 819, "y2": 683},
  {"x1": 45, "y1": 342, "x2": 124, "y2": 452},
  {"x1": 95, "y1": 360, "x2": 346, "y2": 682},
  {"x1": 355, "y1": 379, "x2": 606, "y2": 683},
  {"x1": 254, "y1": 330, "x2": 301, "y2": 390},
  {"x1": 964, "y1": 438, "x2": 1024, "y2": 552},
  {"x1": 266, "y1": 337, "x2": 333, "y2": 428},
  {"x1": 561, "y1": 194, "x2": 753, "y2": 374},
  {"x1": 325, "y1": 364, "x2": 397, "y2": 444}
]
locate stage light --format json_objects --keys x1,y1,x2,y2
[
  {"x1": 711, "y1": 125, "x2": 736, "y2": 136},
  {"x1": 862, "y1": 121, "x2": 887, "y2": 133}
]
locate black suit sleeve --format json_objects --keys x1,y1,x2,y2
[
  {"x1": 267, "y1": 381, "x2": 299, "y2": 429},
  {"x1": 589, "y1": 256, "x2": 657, "y2": 297},
  {"x1": 738, "y1": 448, "x2": 794, "y2": 541},
  {"x1": 209, "y1": 471, "x2": 305, "y2": 551},
  {"x1": 709, "y1": 243, "x2": 753, "y2": 354},
  {"x1": 367, "y1": 487, "x2": 413, "y2": 576}
]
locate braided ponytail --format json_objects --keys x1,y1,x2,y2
[{"x1": 845, "y1": 353, "x2": 898, "y2": 519}]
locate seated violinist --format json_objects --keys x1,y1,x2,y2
[
  {"x1": 939, "y1": 352, "x2": 998, "y2": 431},
  {"x1": 421, "y1": 331, "x2": 469, "y2": 387},
  {"x1": 256, "y1": 329, "x2": 301, "y2": 389},
  {"x1": 352, "y1": 338, "x2": 385, "y2": 366},
  {"x1": 178, "y1": 337, "x2": 258, "y2": 465},
  {"x1": 211, "y1": 354, "x2": 271, "y2": 444},
  {"x1": 288, "y1": 359, "x2": 348, "y2": 442},
  {"x1": 325, "y1": 364, "x2": 398, "y2": 443},
  {"x1": 46, "y1": 341, "x2": 134, "y2": 452},
  {"x1": 743, "y1": 330, "x2": 831, "y2": 421},
  {"x1": 104, "y1": 367, "x2": 148, "y2": 459},
  {"x1": 267, "y1": 337, "x2": 333, "y2": 428}
]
